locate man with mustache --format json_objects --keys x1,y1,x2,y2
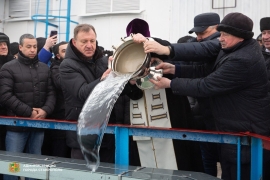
[
  {"x1": 184, "y1": 13, "x2": 221, "y2": 176},
  {"x1": 0, "y1": 32, "x2": 15, "y2": 180},
  {"x1": 135, "y1": 13, "x2": 270, "y2": 180},
  {"x1": 42, "y1": 41, "x2": 70, "y2": 158},
  {"x1": 59, "y1": 24, "x2": 142, "y2": 160}
]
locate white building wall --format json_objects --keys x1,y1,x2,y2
[
  {"x1": 1, "y1": 0, "x2": 270, "y2": 49},
  {"x1": 0, "y1": 1, "x2": 6, "y2": 32}
]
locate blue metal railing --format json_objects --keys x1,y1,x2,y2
[{"x1": 0, "y1": 116, "x2": 269, "y2": 180}]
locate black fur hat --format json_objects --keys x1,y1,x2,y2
[
  {"x1": 260, "y1": 17, "x2": 270, "y2": 32},
  {"x1": 0, "y1": 32, "x2": 11, "y2": 55},
  {"x1": 217, "y1": 13, "x2": 254, "y2": 39},
  {"x1": 0, "y1": 32, "x2": 10, "y2": 46},
  {"x1": 10, "y1": 42, "x2": 19, "y2": 56},
  {"x1": 36, "y1": 37, "x2": 47, "y2": 53}
]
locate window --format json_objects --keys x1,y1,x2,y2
[
  {"x1": 86, "y1": 0, "x2": 140, "y2": 14},
  {"x1": 31, "y1": 0, "x2": 48, "y2": 16},
  {"x1": 9, "y1": 0, "x2": 52, "y2": 18},
  {"x1": 212, "y1": 0, "x2": 236, "y2": 9},
  {"x1": 9, "y1": 0, "x2": 30, "y2": 18},
  {"x1": 86, "y1": 0, "x2": 111, "y2": 14},
  {"x1": 112, "y1": 0, "x2": 140, "y2": 12}
]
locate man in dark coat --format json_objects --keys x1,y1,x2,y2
[
  {"x1": 147, "y1": 13, "x2": 270, "y2": 180},
  {"x1": 50, "y1": 41, "x2": 68, "y2": 120},
  {"x1": 59, "y1": 24, "x2": 142, "y2": 160},
  {"x1": 0, "y1": 32, "x2": 15, "y2": 180},
  {"x1": 259, "y1": 18, "x2": 270, "y2": 179},
  {"x1": 0, "y1": 33, "x2": 14, "y2": 150},
  {"x1": 42, "y1": 41, "x2": 71, "y2": 158},
  {"x1": 0, "y1": 33, "x2": 55, "y2": 180},
  {"x1": 260, "y1": 17, "x2": 270, "y2": 90},
  {"x1": 184, "y1": 12, "x2": 220, "y2": 176}
]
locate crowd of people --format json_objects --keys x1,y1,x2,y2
[{"x1": 0, "y1": 12, "x2": 269, "y2": 180}]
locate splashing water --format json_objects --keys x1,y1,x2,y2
[{"x1": 77, "y1": 72, "x2": 133, "y2": 172}]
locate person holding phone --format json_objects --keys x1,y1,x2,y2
[
  {"x1": 38, "y1": 30, "x2": 58, "y2": 64},
  {"x1": 50, "y1": 30, "x2": 58, "y2": 38}
]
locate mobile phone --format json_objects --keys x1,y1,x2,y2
[{"x1": 50, "y1": 30, "x2": 58, "y2": 38}]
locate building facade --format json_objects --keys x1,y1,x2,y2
[{"x1": 0, "y1": 0, "x2": 269, "y2": 49}]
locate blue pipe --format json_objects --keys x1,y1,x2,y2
[
  {"x1": 33, "y1": 0, "x2": 40, "y2": 37},
  {"x1": 251, "y1": 137, "x2": 263, "y2": 180},
  {"x1": 237, "y1": 137, "x2": 241, "y2": 180},
  {"x1": 66, "y1": 0, "x2": 71, "y2": 41},
  {"x1": 45, "y1": 0, "x2": 50, "y2": 38},
  {"x1": 32, "y1": 14, "x2": 74, "y2": 19},
  {"x1": 115, "y1": 126, "x2": 129, "y2": 165},
  {"x1": 58, "y1": 0, "x2": 62, "y2": 42},
  {"x1": 31, "y1": 19, "x2": 58, "y2": 28}
]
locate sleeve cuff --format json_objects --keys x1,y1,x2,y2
[
  {"x1": 174, "y1": 64, "x2": 181, "y2": 78},
  {"x1": 25, "y1": 108, "x2": 33, "y2": 117},
  {"x1": 170, "y1": 79, "x2": 179, "y2": 94},
  {"x1": 168, "y1": 45, "x2": 175, "y2": 59},
  {"x1": 170, "y1": 79, "x2": 174, "y2": 90},
  {"x1": 41, "y1": 106, "x2": 51, "y2": 115},
  {"x1": 38, "y1": 48, "x2": 52, "y2": 64}
]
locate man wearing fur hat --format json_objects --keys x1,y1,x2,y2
[
  {"x1": 135, "y1": 13, "x2": 270, "y2": 180},
  {"x1": 0, "y1": 33, "x2": 15, "y2": 152},
  {"x1": 0, "y1": 33, "x2": 14, "y2": 67},
  {"x1": 260, "y1": 17, "x2": 270, "y2": 90}
]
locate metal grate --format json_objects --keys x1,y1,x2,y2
[
  {"x1": 9, "y1": 0, "x2": 30, "y2": 18},
  {"x1": 86, "y1": 0, "x2": 140, "y2": 14}
]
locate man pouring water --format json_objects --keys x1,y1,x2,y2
[{"x1": 59, "y1": 24, "x2": 142, "y2": 160}]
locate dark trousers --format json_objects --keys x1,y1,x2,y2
[
  {"x1": 220, "y1": 160, "x2": 250, "y2": 180},
  {"x1": 43, "y1": 111, "x2": 71, "y2": 158},
  {"x1": 198, "y1": 114, "x2": 219, "y2": 176},
  {"x1": 0, "y1": 125, "x2": 6, "y2": 180},
  {"x1": 192, "y1": 114, "x2": 218, "y2": 175},
  {"x1": 200, "y1": 142, "x2": 219, "y2": 176},
  {"x1": 219, "y1": 144, "x2": 270, "y2": 180},
  {"x1": 128, "y1": 137, "x2": 141, "y2": 166},
  {"x1": 71, "y1": 148, "x2": 84, "y2": 159},
  {"x1": 42, "y1": 129, "x2": 70, "y2": 158}
]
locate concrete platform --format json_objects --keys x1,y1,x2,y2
[{"x1": 0, "y1": 150, "x2": 220, "y2": 180}]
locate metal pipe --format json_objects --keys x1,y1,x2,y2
[
  {"x1": 251, "y1": 137, "x2": 263, "y2": 180},
  {"x1": 115, "y1": 126, "x2": 129, "y2": 165},
  {"x1": 66, "y1": 0, "x2": 71, "y2": 42},
  {"x1": 237, "y1": 137, "x2": 241, "y2": 180},
  {"x1": 45, "y1": 0, "x2": 50, "y2": 38}
]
